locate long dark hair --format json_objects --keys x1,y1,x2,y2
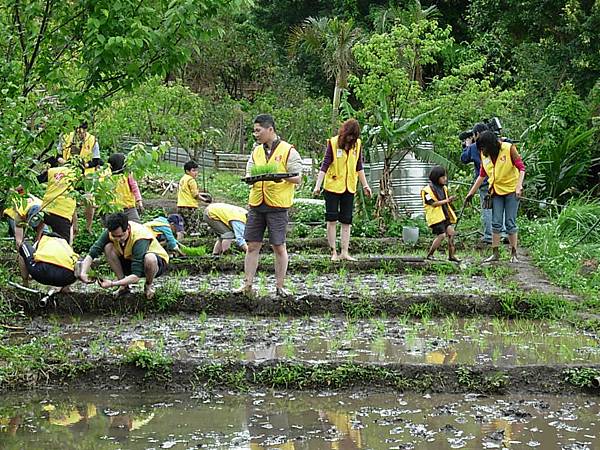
[
  {"x1": 477, "y1": 130, "x2": 501, "y2": 159},
  {"x1": 428, "y1": 165, "x2": 447, "y2": 185},
  {"x1": 337, "y1": 119, "x2": 360, "y2": 150}
]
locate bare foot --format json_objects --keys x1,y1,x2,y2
[
  {"x1": 233, "y1": 285, "x2": 256, "y2": 298},
  {"x1": 339, "y1": 254, "x2": 357, "y2": 261},
  {"x1": 144, "y1": 284, "x2": 155, "y2": 300},
  {"x1": 331, "y1": 254, "x2": 339, "y2": 261}
]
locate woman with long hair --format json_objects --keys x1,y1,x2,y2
[
  {"x1": 466, "y1": 130, "x2": 525, "y2": 262},
  {"x1": 313, "y1": 119, "x2": 372, "y2": 260}
]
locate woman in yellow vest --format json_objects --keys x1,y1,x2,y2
[
  {"x1": 421, "y1": 165, "x2": 460, "y2": 262},
  {"x1": 57, "y1": 122, "x2": 101, "y2": 174},
  {"x1": 40, "y1": 162, "x2": 78, "y2": 244},
  {"x1": 313, "y1": 119, "x2": 372, "y2": 261},
  {"x1": 17, "y1": 233, "x2": 78, "y2": 295},
  {"x1": 466, "y1": 131, "x2": 525, "y2": 263}
]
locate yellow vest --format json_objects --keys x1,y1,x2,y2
[
  {"x1": 421, "y1": 184, "x2": 457, "y2": 226},
  {"x1": 34, "y1": 235, "x2": 78, "y2": 271},
  {"x1": 144, "y1": 219, "x2": 169, "y2": 239},
  {"x1": 114, "y1": 173, "x2": 136, "y2": 209},
  {"x1": 109, "y1": 221, "x2": 169, "y2": 263},
  {"x1": 177, "y1": 174, "x2": 199, "y2": 208},
  {"x1": 324, "y1": 136, "x2": 361, "y2": 194},
  {"x1": 63, "y1": 132, "x2": 97, "y2": 175},
  {"x1": 248, "y1": 141, "x2": 295, "y2": 208},
  {"x1": 42, "y1": 167, "x2": 77, "y2": 220},
  {"x1": 207, "y1": 203, "x2": 248, "y2": 226},
  {"x1": 3, "y1": 195, "x2": 42, "y2": 220},
  {"x1": 481, "y1": 142, "x2": 519, "y2": 195}
]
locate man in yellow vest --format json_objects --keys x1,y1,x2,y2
[
  {"x1": 238, "y1": 114, "x2": 302, "y2": 297},
  {"x1": 201, "y1": 195, "x2": 248, "y2": 255},
  {"x1": 77, "y1": 212, "x2": 169, "y2": 299},
  {"x1": 17, "y1": 232, "x2": 78, "y2": 296},
  {"x1": 57, "y1": 122, "x2": 101, "y2": 173}
]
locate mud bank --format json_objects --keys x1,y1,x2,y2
[
  {"x1": 8, "y1": 289, "x2": 522, "y2": 317},
  {"x1": 3, "y1": 359, "x2": 600, "y2": 396}
]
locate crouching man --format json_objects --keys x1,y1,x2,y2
[
  {"x1": 77, "y1": 212, "x2": 169, "y2": 299},
  {"x1": 17, "y1": 232, "x2": 79, "y2": 297}
]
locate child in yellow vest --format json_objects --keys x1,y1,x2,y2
[
  {"x1": 108, "y1": 153, "x2": 144, "y2": 223},
  {"x1": 177, "y1": 160, "x2": 210, "y2": 233},
  {"x1": 421, "y1": 166, "x2": 460, "y2": 262}
]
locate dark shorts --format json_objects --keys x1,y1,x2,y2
[
  {"x1": 43, "y1": 213, "x2": 71, "y2": 242},
  {"x1": 430, "y1": 220, "x2": 453, "y2": 236},
  {"x1": 324, "y1": 190, "x2": 355, "y2": 224},
  {"x1": 19, "y1": 241, "x2": 76, "y2": 287},
  {"x1": 244, "y1": 208, "x2": 289, "y2": 245},
  {"x1": 119, "y1": 254, "x2": 167, "y2": 278}
]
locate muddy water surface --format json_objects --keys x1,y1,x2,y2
[
  {"x1": 9, "y1": 316, "x2": 599, "y2": 366},
  {"x1": 0, "y1": 390, "x2": 598, "y2": 449}
]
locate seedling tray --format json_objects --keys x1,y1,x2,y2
[{"x1": 242, "y1": 172, "x2": 298, "y2": 184}]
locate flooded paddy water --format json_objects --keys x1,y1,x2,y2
[
  {"x1": 2, "y1": 240, "x2": 598, "y2": 449},
  {"x1": 1, "y1": 390, "x2": 599, "y2": 449},
  {"x1": 7, "y1": 315, "x2": 599, "y2": 367}
]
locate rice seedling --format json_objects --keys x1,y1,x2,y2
[
  {"x1": 180, "y1": 245, "x2": 207, "y2": 257},
  {"x1": 250, "y1": 162, "x2": 279, "y2": 177}
]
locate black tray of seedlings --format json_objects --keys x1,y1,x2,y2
[{"x1": 241, "y1": 173, "x2": 299, "y2": 184}]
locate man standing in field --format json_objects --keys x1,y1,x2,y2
[{"x1": 237, "y1": 114, "x2": 302, "y2": 297}]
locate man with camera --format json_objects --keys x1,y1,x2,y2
[{"x1": 460, "y1": 122, "x2": 493, "y2": 244}]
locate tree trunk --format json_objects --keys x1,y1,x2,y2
[
  {"x1": 375, "y1": 157, "x2": 399, "y2": 219},
  {"x1": 331, "y1": 78, "x2": 342, "y2": 130}
]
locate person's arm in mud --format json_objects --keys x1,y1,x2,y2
[
  {"x1": 78, "y1": 230, "x2": 110, "y2": 282},
  {"x1": 99, "y1": 240, "x2": 150, "y2": 288}
]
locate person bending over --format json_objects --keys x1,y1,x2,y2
[{"x1": 77, "y1": 212, "x2": 169, "y2": 299}]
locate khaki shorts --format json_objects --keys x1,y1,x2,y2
[{"x1": 203, "y1": 209, "x2": 234, "y2": 240}]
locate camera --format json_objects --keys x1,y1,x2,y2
[{"x1": 459, "y1": 117, "x2": 503, "y2": 144}]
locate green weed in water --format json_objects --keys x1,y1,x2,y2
[
  {"x1": 564, "y1": 367, "x2": 600, "y2": 388},
  {"x1": 153, "y1": 278, "x2": 185, "y2": 311},
  {"x1": 123, "y1": 345, "x2": 172, "y2": 381}
]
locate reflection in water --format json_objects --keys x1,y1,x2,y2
[{"x1": 0, "y1": 390, "x2": 598, "y2": 449}]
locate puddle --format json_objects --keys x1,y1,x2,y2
[
  {"x1": 6, "y1": 316, "x2": 599, "y2": 366},
  {"x1": 0, "y1": 390, "x2": 598, "y2": 449}
]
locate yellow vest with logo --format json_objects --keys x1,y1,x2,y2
[
  {"x1": 114, "y1": 173, "x2": 136, "y2": 209},
  {"x1": 324, "y1": 136, "x2": 361, "y2": 194},
  {"x1": 34, "y1": 235, "x2": 79, "y2": 271},
  {"x1": 109, "y1": 221, "x2": 169, "y2": 263},
  {"x1": 42, "y1": 167, "x2": 77, "y2": 220},
  {"x1": 482, "y1": 142, "x2": 519, "y2": 195},
  {"x1": 63, "y1": 132, "x2": 97, "y2": 175},
  {"x1": 421, "y1": 184, "x2": 457, "y2": 226},
  {"x1": 207, "y1": 203, "x2": 248, "y2": 226},
  {"x1": 177, "y1": 174, "x2": 199, "y2": 208},
  {"x1": 248, "y1": 141, "x2": 295, "y2": 208},
  {"x1": 3, "y1": 195, "x2": 42, "y2": 220}
]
